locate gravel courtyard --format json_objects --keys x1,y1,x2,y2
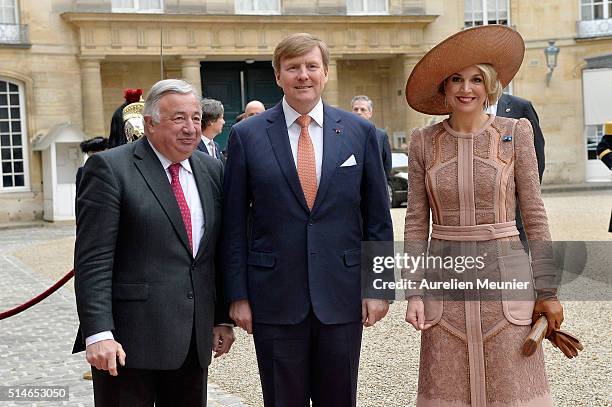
[{"x1": 2, "y1": 189, "x2": 611, "y2": 406}]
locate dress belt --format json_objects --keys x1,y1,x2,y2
[{"x1": 430, "y1": 221, "x2": 519, "y2": 241}]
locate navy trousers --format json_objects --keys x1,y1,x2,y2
[{"x1": 253, "y1": 310, "x2": 363, "y2": 407}]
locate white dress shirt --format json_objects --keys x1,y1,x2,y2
[
  {"x1": 85, "y1": 140, "x2": 205, "y2": 347},
  {"x1": 202, "y1": 136, "x2": 218, "y2": 159},
  {"x1": 282, "y1": 97, "x2": 324, "y2": 184}
]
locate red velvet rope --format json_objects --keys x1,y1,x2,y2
[{"x1": 0, "y1": 269, "x2": 74, "y2": 320}]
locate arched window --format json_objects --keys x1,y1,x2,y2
[{"x1": 0, "y1": 78, "x2": 28, "y2": 191}]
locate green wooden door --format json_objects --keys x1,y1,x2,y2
[
  {"x1": 245, "y1": 63, "x2": 284, "y2": 109},
  {"x1": 201, "y1": 61, "x2": 283, "y2": 149}
]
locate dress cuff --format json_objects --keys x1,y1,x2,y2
[{"x1": 85, "y1": 331, "x2": 114, "y2": 347}]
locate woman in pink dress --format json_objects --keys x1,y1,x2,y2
[{"x1": 402, "y1": 25, "x2": 564, "y2": 407}]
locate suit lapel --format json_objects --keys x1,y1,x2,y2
[
  {"x1": 311, "y1": 105, "x2": 343, "y2": 213},
  {"x1": 190, "y1": 153, "x2": 213, "y2": 260},
  {"x1": 214, "y1": 141, "x2": 222, "y2": 160},
  {"x1": 133, "y1": 138, "x2": 192, "y2": 255},
  {"x1": 266, "y1": 104, "x2": 310, "y2": 213},
  {"x1": 198, "y1": 139, "x2": 209, "y2": 155}
]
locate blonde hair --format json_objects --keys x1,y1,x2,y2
[
  {"x1": 475, "y1": 63, "x2": 503, "y2": 106},
  {"x1": 272, "y1": 33, "x2": 330, "y2": 74},
  {"x1": 438, "y1": 64, "x2": 503, "y2": 109}
]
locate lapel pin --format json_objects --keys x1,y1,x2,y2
[
  {"x1": 505, "y1": 107, "x2": 511, "y2": 113},
  {"x1": 502, "y1": 135, "x2": 512, "y2": 142}
]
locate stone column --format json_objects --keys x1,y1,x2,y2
[
  {"x1": 181, "y1": 57, "x2": 203, "y2": 97},
  {"x1": 402, "y1": 54, "x2": 425, "y2": 137},
  {"x1": 323, "y1": 58, "x2": 339, "y2": 107},
  {"x1": 80, "y1": 57, "x2": 105, "y2": 137}
]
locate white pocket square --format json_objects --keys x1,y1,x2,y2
[{"x1": 340, "y1": 155, "x2": 357, "y2": 167}]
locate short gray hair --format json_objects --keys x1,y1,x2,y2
[
  {"x1": 143, "y1": 79, "x2": 199, "y2": 123},
  {"x1": 201, "y1": 98, "x2": 224, "y2": 129},
  {"x1": 350, "y1": 95, "x2": 373, "y2": 111}
]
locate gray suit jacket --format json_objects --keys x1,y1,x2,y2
[
  {"x1": 375, "y1": 128, "x2": 392, "y2": 179},
  {"x1": 73, "y1": 138, "x2": 229, "y2": 369}
]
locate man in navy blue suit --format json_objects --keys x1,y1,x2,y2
[{"x1": 220, "y1": 33, "x2": 394, "y2": 406}]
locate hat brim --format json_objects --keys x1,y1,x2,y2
[{"x1": 406, "y1": 25, "x2": 525, "y2": 115}]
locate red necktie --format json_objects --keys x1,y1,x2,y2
[
  {"x1": 168, "y1": 163, "x2": 193, "y2": 251},
  {"x1": 296, "y1": 115, "x2": 318, "y2": 210}
]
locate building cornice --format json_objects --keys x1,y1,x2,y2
[
  {"x1": 61, "y1": 12, "x2": 437, "y2": 25},
  {"x1": 60, "y1": 12, "x2": 436, "y2": 58}
]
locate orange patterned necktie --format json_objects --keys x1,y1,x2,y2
[{"x1": 296, "y1": 115, "x2": 318, "y2": 210}]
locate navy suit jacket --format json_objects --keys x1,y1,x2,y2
[
  {"x1": 496, "y1": 94, "x2": 545, "y2": 243},
  {"x1": 496, "y1": 94, "x2": 545, "y2": 181},
  {"x1": 220, "y1": 102, "x2": 393, "y2": 325}
]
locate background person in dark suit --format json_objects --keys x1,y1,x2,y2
[
  {"x1": 220, "y1": 33, "x2": 393, "y2": 407},
  {"x1": 74, "y1": 135, "x2": 109, "y2": 381},
  {"x1": 490, "y1": 93, "x2": 545, "y2": 243},
  {"x1": 74, "y1": 79, "x2": 234, "y2": 407},
  {"x1": 198, "y1": 98, "x2": 226, "y2": 164},
  {"x1": 351, "y1": 95, "x2": 392, "y2": 179}
]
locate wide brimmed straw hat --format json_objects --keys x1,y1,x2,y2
[{"x1": 406, "y1": 25, "x2": 525, "y2": 115}]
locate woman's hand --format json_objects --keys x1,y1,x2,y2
[
  {"x1": 405, "y1": 296, "x2": 432, "y2": 331},
  {"x1": 532, "y1": 298, "x2": 564, "y2": 338}
]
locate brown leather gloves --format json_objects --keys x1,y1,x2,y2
[
  {"x1": 530, "y1": 298, "x2": 584, "y2": 359},
  {"x1": 532, "y1": 297, "x2": 564, "y2": 338},
  {"x1": 548, "y1": 329, "x2": 584, "y2": 359}
]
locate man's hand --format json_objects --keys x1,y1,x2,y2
[
  {"x1": 229, "y1": 299, "x2": 253, "y2": 334},
  {"x1": 212, "y1": 326, "x2": 235, "y2": 358},
  {"x1": 85, "y1": 339, "x2": 126, "y2": 376},
  {"x1": 405, "y1": 296, "x2": 432, "y2": 331},
  {"x1": 532, "y1": 298, "x2": 564, "y2": 338},
  {"x1": 361, "y1": 299, "x2": 389, "y2": 327}
]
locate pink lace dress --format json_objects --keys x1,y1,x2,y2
[{"x1": 404, "y1": 115, "x2": 554, "y2": 407}]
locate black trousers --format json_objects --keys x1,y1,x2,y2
[
  {"x1": 253, "y1": 310, "x2": 363, "y2": 407},
  {"x1": 91, "y1": 333, "x2": 206, "y2": 407}
]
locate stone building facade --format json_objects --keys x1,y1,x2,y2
[{"x1": 0, "y1": 0, "x2": 610, "y2": 223}]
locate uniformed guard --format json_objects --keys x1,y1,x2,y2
[
  {"x1": 122, "y1": 97, "x2": 145, "y2": 143},
  {"x1": 108, "y1": 88, "x2": 143, "y2": 147},
  {"x1": 596, "y1": 121, "x2": 612, "y2": 169},
  {"x1": 76, "y1": 137, "x2": 108, "y2": 189},
  {"x1": 595, "y1": 121, "x2": 612, "y2": 232}
]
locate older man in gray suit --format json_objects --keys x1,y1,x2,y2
[{"x1": 74, "y1": 79, "x2": 234, "y2": 406}]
